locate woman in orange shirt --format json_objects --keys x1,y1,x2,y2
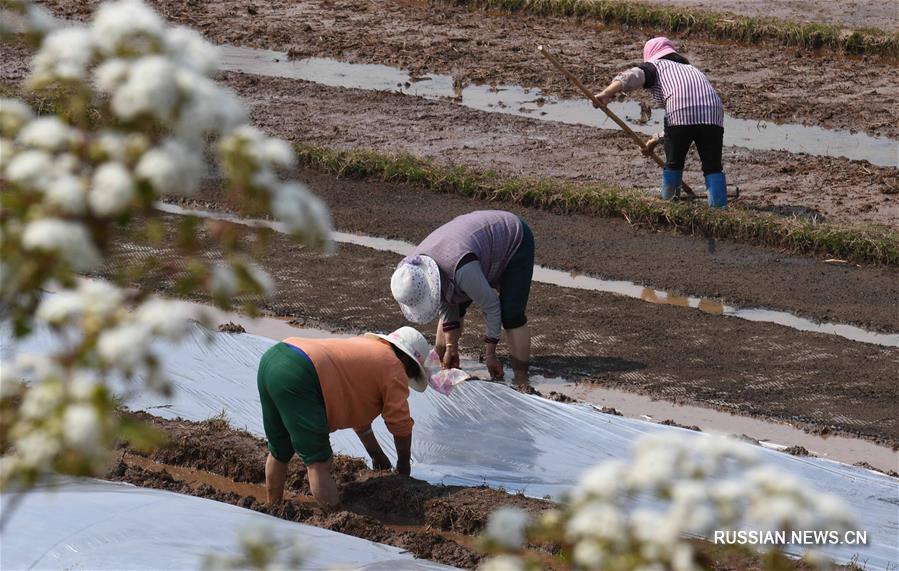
[{"x1": 257, "y1": 326, "x2": 430, "y2": 508}]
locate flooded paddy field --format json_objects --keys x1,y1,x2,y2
[{"x1": 41, "y1": 0, "x2": 899, "y2": 139}]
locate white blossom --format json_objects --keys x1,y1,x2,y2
[
  {"x1": 485, "y1": 506, "x2": 530, "y2": 549},
  {"x1": 110, "y1": 56, "x2": 179, "y2": 121},
  {"x1": 16, "y1": 430, "x2": 61, "y2": 470},
  {"x1": 135, "y1": 139, "x2": 204, "y2": 195},
  {"x1": 566, "y1": 501, "x2": 624, "y2": 542},
  {"x1": 165, "y1": 26, "x2": 218, "y2": 74},
  {"x1": 6, "y1": 149, "x2": 54, "y2": 187},
  {"x1": 135, "y1": 298, "x2": 191, "y2": 337},
  {"x1": 574, "y1": 459, "x2": 628, "y2": 501},
  {"x1": 63, "y1": 403, "x2": 103, "y2": 453},
  {"x1": 90, "y1": 161, "x2": 135, "y2": 215},
  {"x1": 17, "y1": 116, "x2": 80, "y2": 151},
  {"x1": 0, "y1": 97, "x2": 35, "y2": 136},
  {"x1": 30, "y1": 26, "x2": 95, "y2": 83},
  {"x1": 94, "y1": 58, "x2": 131, "y2": 93},
  {"x1": 44, "y1": 174, "x2": 87, "y2": 214},
  {"x1": 25, "y1": 4, "x2": 57, "y2": 33},
  {"x1": 91, "y1": 0, "x2": 165, "y2": 56},
  {"x1": 97, "y1": 322, "x2": 152, "y2": 369},
  {"x1": 176, "y1": 72, "x2": 246, "y2": 138},
  {"x1": 22, "y1": 218, "x2": 101, "y2": 270},
  {"x1": 573, "y1": 539, "x2": 604, "y2": 568},
  {"x1": 20, "y1": 382, "x2": 64, "y2": 420},
  {"x1": 69, "y1": 372, "x2": 101, "y2": 400}
]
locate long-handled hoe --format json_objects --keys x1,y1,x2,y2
[{"x1": 538, "y1": 44, "x2": 738, "y2": 202}]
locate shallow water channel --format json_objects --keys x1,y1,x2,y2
[
  {"x1": 186, "y1": 299, "x2": 899, "y2": 471},
  {"x1": 218, "y1": 45, "x2": 898, "y2": 168},
  {"x1": 156, "y1": 202, "x2": 899, "y2": 348}
]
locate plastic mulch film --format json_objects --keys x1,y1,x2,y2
[
  {"x1": 0, "y1": 478, "x2": 456, "y2": 570},
  {"x1": 5, "y1": 325, "x2": 898, "y2": 569}
]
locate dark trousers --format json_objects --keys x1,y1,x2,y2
[{"x1": 663, "y1": 124, "x2": 724, "y2": 176}]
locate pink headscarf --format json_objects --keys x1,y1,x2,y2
[{"x1": 643, "y1": 37, "x2": 678, "y2": 62}]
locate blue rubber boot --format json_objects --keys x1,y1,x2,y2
[
  {"x1": 660, "y1": 169, "x2": 682, "y2": 200},
  {"x1": 705, "y1": 172, "x2": 727, "y2": 208}
]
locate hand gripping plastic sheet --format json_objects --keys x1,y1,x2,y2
[
  {"x1": 5, "y1": 326, "x2": 898, "y2": 569},
  {"x1": 0, "y1": 478, "x2": 456, "y2": 570}
]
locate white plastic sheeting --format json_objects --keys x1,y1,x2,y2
[
  {"x1": 5, "y1": 326, "x2": 898, "y2": 569},
  {"x1": 0, "y1": 479, "x2": 456, "y2": 570}
]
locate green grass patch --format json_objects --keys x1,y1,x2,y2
[
  {"x1": 439, "y1": 0, "x2": 899, "y2": 57},
  {"x1": 295, "y1": 144, "x2": 899, "y2": 266}
]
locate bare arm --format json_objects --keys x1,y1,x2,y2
[
  {"x1": 594, "y1": 79, "x2": 624, "y2": 107},
  {"x1": 394, "y1": 433, "x2": 412, "y2": 476},
  {"x1": 265, "y1": 453, "x2": 288, "y2": 504},
  {"x1": 356, "y1": 424, "x2": 391, "y2": 470}
]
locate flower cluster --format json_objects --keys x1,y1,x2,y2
[
  {"x1": 479, "y1": 433, "x2": 856, "y2": 570},
  {"x1": 1, "y1": 0, "x2": 332, "y2": 492}
]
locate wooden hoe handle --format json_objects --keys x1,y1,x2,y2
[{"x1": 537, "y1": 44, "x2": 696, "y2": 197}]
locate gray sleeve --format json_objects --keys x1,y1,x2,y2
[
  {"x1": 454, "y1": 262, "x2": 501, "y2": 342},
  {"x1": 613, "y1": 67, "x2": 645, "y2": 93}
]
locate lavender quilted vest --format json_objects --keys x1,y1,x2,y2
[{"x1": 413, "y1": 210, "x2": 523, "y2": 304}]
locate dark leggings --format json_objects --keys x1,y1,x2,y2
[{"x1": 663, "y1": 124, "x2": 724, "y2": 176}]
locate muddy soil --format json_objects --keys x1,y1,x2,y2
[
  {"x1": 226, "y1": 71, "x2": 897, "y2": 228},
  {"x1": 39, "y1": 0, "x2": 899, "y2": 139},
  {"x1": 110, "y1": 213, "x2": 899, "y2": 446},
  {"x1": 113, "y1": 412, "x2": 556, "y2": 568},
  {"x1": 110, "y1": 412, "x2": 852, "y2": 570},
  {"x1": 644, "y1": 0, "x2": 897, "y2": 31},
  {"x1": 186, "y1": 169, "x2": 899, "y2": 333},
  {"x1": 3, "y1": 36, "x2": 897, "y2": 227}
]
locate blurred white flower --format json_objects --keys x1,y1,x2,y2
[
  {"x1": 30, "y1": 26, "x2": 95, "y2": 83},
  {"x1": 6, "y1": 148, "x2": 54, "y2": 187},
  {"x1": 90, "y1": 161, "x2": 135, "y2": 215},
  {"x1": 479, "y1": 555, "x2": 525, "y2": 571},
  {"x1": 16, "y1": 429, "x2": 61, "y2": 470},
  {"x1": 69, "y1": 372, "x2": 101, "y2": 400},
  {"x1": 177, "y1": 73, "x2": 246, "y2": 139},
  {"x1": 22, "y1": 218, "x2": 101, "y2": 270},
  {"x1": 94, "y1": 58, "x2": 131, "y2": 93},
  {"x1": 566, "y1": 501, "x2": 624, "y2": 541},
  {"x1": 63, "y1": 403, "x2": 103, "y2": 453},
  {"x1": 111, "y1": 56, "x2": 179, "y2": 121},
  {"x1": 572, "y1": 539, "x2": 604, "y2": 568},
  {"x1": 97, "y1": 323, "x2": 152, "y2": 369},
  {"x1": 165, "y1": 26, "x2": 218, "y2": 74},
  {"x1": 17, "y1": 116, "x2": 80, "y2": 151},
  {"x1": 485, "y1": 506, "x2": 530, "y2": 549},
  {"x1": 92, "y1": 0, "x2": 165, "y2": 56},
  {"x1": 575, "y1": 459, "x2": 628, "y2": 501},
  {"x1": 44, "y1": 174, "x2": 87, "y2": 214},
  {"x1": 135, "y1": 139, "x2": 204, "y2": 195},
  {"x1": 135, "y1": 298, "x2": 192, "y2": 337},
  {"x1": 25, "y1": 4, "x2": 57, "y2": 33},
  {"x1": 20, "y1": 382, "x2": 64, "y2": 420},
  {"x1": 37, "y1": 290, "x2": 85, "y2": 324},
  {"x1": 0, "y1": 97, "x2": 35, "y2": 136}
]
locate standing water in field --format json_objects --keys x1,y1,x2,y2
[
  {"x1": 155, "y1": 202, "x2": 899, "y2": 348},
  {"x1": 218, "y1": 46, "x2": 898, "y2": 168}
]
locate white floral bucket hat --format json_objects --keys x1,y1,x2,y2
[
  {"x1": 390, "y1": 255, "x2": 441, "y2": 325},
  {"x1": 364, "y1": 326, "x2": 431, "y2": 392}
]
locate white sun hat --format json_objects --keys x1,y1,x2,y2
[
  {"x1": 364, "y1": 326, "x2": 431, "y2": 392},
  {"x1": 390, "y1": 255, "x2": 441, "y2": 325}
]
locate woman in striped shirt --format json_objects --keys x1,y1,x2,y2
[{"x1": 594, "y1": 37, "x2": 728, "y2": 207}]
